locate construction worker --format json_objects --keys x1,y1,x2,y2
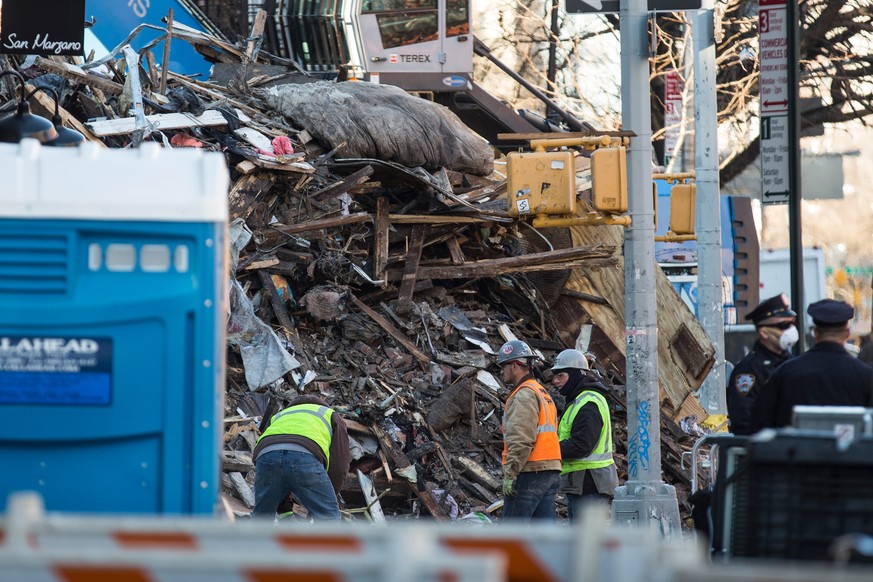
[
  {"x1": 726, "y1": 293, "x2": 797, "y2": 435},
  {"x1": 750, "y1": 299, "x2": 873, "y2": 431},
  {"x1": 550, "y1": 349, "x2": 618, "y2": 522},
  {"x1": 497, "y1": 339, "x2": 562, "y2": 522},
  {"x1": 252, "y1": 395, "x2": 350, "y2": 521}
]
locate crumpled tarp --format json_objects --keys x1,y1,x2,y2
[
  {"x1": 260, "y1": 81, "x2": 494, "y2": 176},
  {"x1": 226, "y1": 218, "x2": 300, "y2": 389}
]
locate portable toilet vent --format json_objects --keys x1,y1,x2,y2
[{"x1": 0, "y1": 140, "x2": 229, "y2": 515}]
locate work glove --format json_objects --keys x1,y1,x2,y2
[{"x1": 502, "y1": 477, "x2": 517, "y2": 497}]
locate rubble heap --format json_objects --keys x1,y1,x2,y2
[{"x1": 0, "y1": 18, "x2": 715, "y2": 524}]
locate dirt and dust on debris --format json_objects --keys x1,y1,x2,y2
[{"x1": 0, "y1": 15, "x2": 715, "y2": 525}]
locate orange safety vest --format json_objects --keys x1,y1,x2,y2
[{"x1": 502, "y1": 378, "x2": 561, "y2": 464}]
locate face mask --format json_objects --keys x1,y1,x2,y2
[{"x1": 779, "y1": 325, "x2": 799, "y2": 350}]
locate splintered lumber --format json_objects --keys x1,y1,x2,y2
[
  {"x1": 453, "y1": 456, "x2": 501, "y2": 491},
  {"x1": 222, "y1": 450, "x2": 254, "y2": 473},
  {"x1": 228, "y1": 472, "x2": 255, "y2": 508},
  {"x1": 357, "y1": 469, "x2": 387, "y2": 524},
  {"x1": 386, "y1": 244, "x2": 616, "y2": 280},
  {"x1": 86, "y1": 109, "x2": 249, "y2": 137},
  {"x1": 373, "y1": 197, "x2": 389, "y2": 284},
  {"x1": 228, "y1": 172, "x2": 277, "y2": 219},
  {"x1": 25, "y1": 84, "x2": 103, "y2": 144},
  {"x1": 273, "y1": 212, "x2": 371, "y2": 235},
  {"x1": 349, "y1": 294, "x2": 430, "y2": 364},
  {"x1": 565, "y1": 224, "x2": 711, "y2": 421},
  {"x1": 396, "y1": 224, "x2": 428, "y2": 314},
  {"x1": 311, "y1": 165, "x2": 374, "y2": 199},
  {"x1": 370, "y1": 423, "x2": 449, "y2": 521},
  {"x1": 35, "y1": 57, "x2": 125, "y2": 95}
]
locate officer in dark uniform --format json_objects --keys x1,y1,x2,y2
[
  {"x1": 750, "y1": 299, "x2": 873, "y2": 431},
  {"x1": 726, "y1": 294, "x2": 798, "y2": 435}
]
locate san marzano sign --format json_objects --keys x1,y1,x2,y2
[{"x1": 1, "y1": 0, "x2": 86, "y2": 56}]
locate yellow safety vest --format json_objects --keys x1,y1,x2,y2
[
  {"x1": 257, "y1": 404, "x2": 334, "y2": 467},
  {"x1": 557, "y1": 390, "x2": 614, "y2": 474}
]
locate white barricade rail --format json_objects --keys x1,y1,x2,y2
[{"x1": 0, "y1": 492, "x2": 702, "y2": 582}]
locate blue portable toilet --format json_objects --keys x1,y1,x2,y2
[{"x1": 0, "y1": 140, "x2": 229, "y2": 515}]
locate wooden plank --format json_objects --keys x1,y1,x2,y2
[
  {"x1": 396, "y1": 224, "x2": 428, "y2": 314},
  {"x1": 387, "y1": 214, "x2": 499, "y2": 225},
  {"x1": 356, "y1": 469, "x2": 387, "y2": 524},
  {"x1": 258, "y1": 271, "x2": 295, "y2": 335},
  {"x1": 452, "y1": 456, "x2": 501, "y2": 491},
  {"x1": 445, "y1": 236, "x2": 465, "y2": 265},
  {"x1": 228, "y1": 172, "x2": 276, "y2": 220},
  {"x1": 373, "y1": 196, "x2": 389, "y2": 285},
  {"x1": 86, "y1": 109, "x2": 248, "y2": 137},
  {"x1": 35, "y1": 57, "x2": 124, "y2": 95},
  {"x1": 159, "y1": 8, "x2": 174, "y2": 93},
  {"x1": 386, "y1": 245, "x2": 616, "y2": 280},
  {"x1": 235, "y1": 157, "x2": 315, "y2": 175},
  {"x1": 24, "y1": 84, "x2": 104, "y2": 145},
  {"x1": 228, "y1": 472, "x2": 255, "y2": 508},
  {"x1": 349, "y1": 294, "x2": 430, "y2": 365},
  {"x1": 272, "y1": 212, "x2": 372, "y2": 236},
  {"x1": 311, "y1": 165, "x2": 374, "y2": 200}
]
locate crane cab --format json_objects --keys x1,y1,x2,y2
[{"x1": 278, "y1": 0, "x2": 473, "y2": 91}]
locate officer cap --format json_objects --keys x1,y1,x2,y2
[
  {"x1": 745, "y1": 293, "x2": 796, "y2": 326},
  {"x1": 807, "y1": 299, "x2": 854, "y2": 328}
]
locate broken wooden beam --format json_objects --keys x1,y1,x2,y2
[
  {"x1": 396, "y1": 224, "x2": 428, "y2": 314},
  {"x1": 272, "y1": 212, "x2": 372, "y2": 235},
  {"x1": 86, "y1": 109, "x2": 250, "y2": 137},
  {"x1": 373, "y1": 196, "x2": 389, "y2": 285},
  {"x1": 349, "y1": 294, "x2": 431, "y2": 365},
  {"x1": 35, "y1": 57, "x2": 125, "y2": 95},
  {"x1": 228, "y1": 172, "x2": 277, "y2": 220}
]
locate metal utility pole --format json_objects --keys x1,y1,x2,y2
[
  {"x1": 611, "y1": 0, "x2": 682, "y2": 534},
  {"x1": 786, "y1": 0, "x2": 805, "y2": 350},
  {"x1": 693, "y1": 0, "x2": 726, "y2": 413}
]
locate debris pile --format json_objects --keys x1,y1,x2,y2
[{"x1": 0, "y1": 18, "x2": 714, "y2": 524}]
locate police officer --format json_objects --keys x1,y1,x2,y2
[
  {"x1": 550, "y1": 349, "x2": 619, "y2": 522},
  {"x1": 252, "y1": 395, "x2": 350, "y2": 520},
  {"x1": 750, "y1": 299, "x2": 873, "y2": 431},
  {"x1": 726, "y1": 294, "x2": 798, "y2": 435},
  {"x1": 497, "y1": 339, "x2": 562, "y2": 522}
]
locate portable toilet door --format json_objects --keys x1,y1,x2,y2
[{"x1": 0, "y1": 140, "x2": 229, "y2": 515}]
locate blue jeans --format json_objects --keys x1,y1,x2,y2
[
  {"x1": 252, "y1": 450, "x2": 340, "y2": 521},
  {"x1": 502, "y1": 470, "x2": 560, "y2": 522}
]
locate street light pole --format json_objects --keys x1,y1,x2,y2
[
  {"x1": 693, "y1": 0, "x2": 726, "y2": 414},
  {"x1": 611, "y1": 0, "x2": 682, "y2": 535}
]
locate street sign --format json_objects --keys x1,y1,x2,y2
[
  {"x1": 566, "y1": 0, "x2": 701, "y2": 13},
  {"x1": 663, "y1": 69, "x2": 683, "y2": 166},
  {"x1": 759, "y1": 0, "x2": 790, "y2": 204}
]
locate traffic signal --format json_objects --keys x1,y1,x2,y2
[
  {"x1": 669, "y1": 183, "x2": 696, "y2": 235},
  {"x1": 506, "y1": 151, "x2": 576, "y2": 217},
  {"x1": 591, "y1": 147, "x2": 627, "y2": 213}
]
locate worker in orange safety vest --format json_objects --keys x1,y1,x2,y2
[{"x1": 498, "y1": 340, "x2": 562, "y2": 522}]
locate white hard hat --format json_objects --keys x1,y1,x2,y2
[{"x1": 551, "y1": 349, "x2": 589, "y2": 371}]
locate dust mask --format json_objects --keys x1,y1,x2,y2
[{"x1": 779, "y1": 325, "x2": 799, "y2": 350}]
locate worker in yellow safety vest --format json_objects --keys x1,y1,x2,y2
[
  {"x1": 551, "y1": 349, "x2": 619, "y2": 522},
  {"x1": 498, "y1": 339, "x2": 562, "y2": 522},
  {"x1": 252, "y1": 395, "x2": 350, "y2": 521}
]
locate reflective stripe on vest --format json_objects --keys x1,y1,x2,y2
[
  {"x1": 558, "y1": 390, "x2": 614, "y2": 474},
  {"x1": 257, "y1": 404, "x2": 334, "y2": 467},
  {"x1": 502, "y1": 379, "x2": 561, "y2": 464}
]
